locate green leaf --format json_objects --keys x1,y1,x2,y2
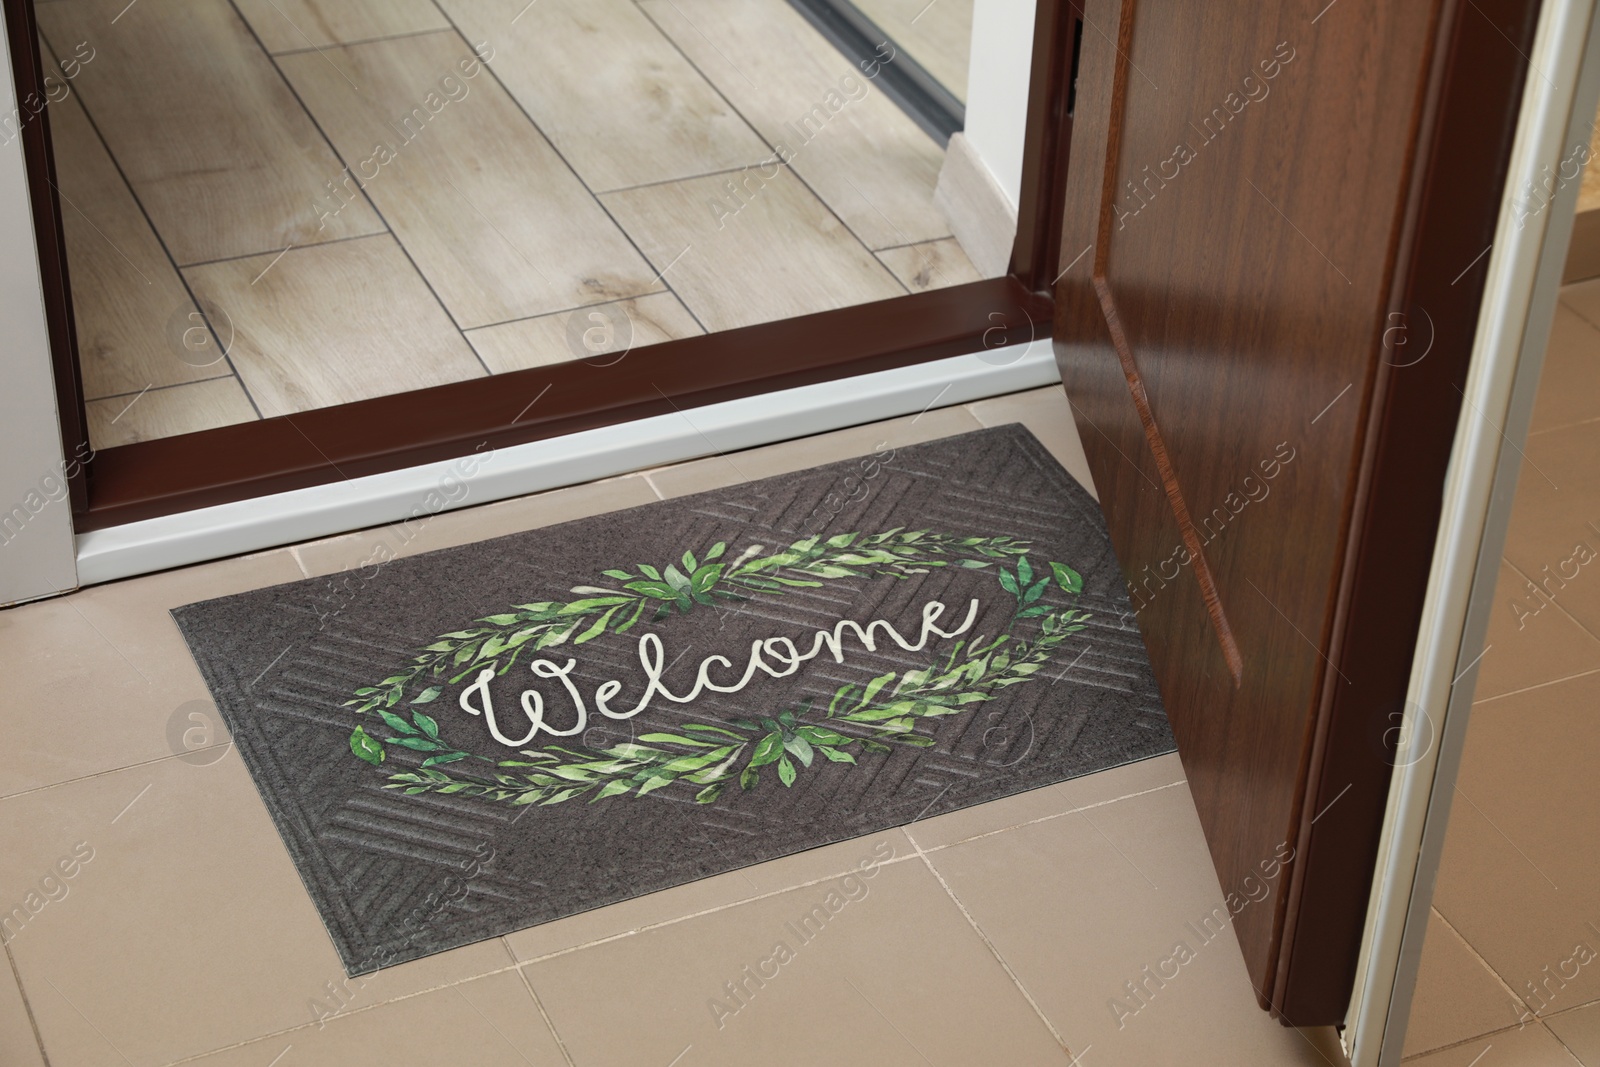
[
  {"x1": 818, "y1": 746, "x2": 856, "y2": 764},
  {"x1": 749, "y1": 733, "x2": 785, "y2": 767},
  {"x1": 783, "y1": 734, "x2": 814, "y2": 766},
  {"x1": 479, "y1": 614, "x2": 522, "y2": 625},
  {"x1": 573, "y1": 605, "x2": 619, "y2": 645},
  {"x1": 601, "y1": 569, "x2": 633, "y2": 580},
  {"x1": 412, "y1": 712, "x2": 440, "y2": 739},
  {"x1": 379, "y1": 710, "x2": 418, "y2": 735},
  {"x1": 998, "y1": 569, "x2": 1019, "y2": 595},
  {"x1": 636, "y1": 774, "x2": 676, "y2": 798},
  {"x1": 682, "y1": 550, "x2": 699, "y2": 573},
  {"x1": 350, "y1": 726, "x2": 385, "y2": 765},
  {"x1": 410, "y1": 686, "x2": 442, "y2": 705},
  {"x1": 1022, "y1": 578, "x2": 1048, "y2": 605},
  {"x1": 856, "y1": 671, "x2": 897, "y2": 711},
  {"x1": 1050, "y1": 561, "x2": 1083, "y2": 594},
  {"x1": 777, "y1": 756, "x2": 797, "y2": 787},
  {"x1": 421, "y1": 752, "x2": 465, "y2": 767},
  {"x1": 638, "y1": 563, "x2": 662, "y2": 580},
  {"x1": 623, "y1": 580, "x2": 676, "y2": 599},
  {"x1": 705, "y1": 541, "x2": 727, "y2": 561},
  {"x1": 683, "y1": 723, "x2": 748, "y2": 741},
  {"x1": 662, "y1": 564, "x2": 692, "y2": 593},
  {"x1": 390, "y1": 736, "x2": 446, "y2": 752},
  {"x1": 1017, "y1": 555, "x2": 1033, "y2": 586},
  {"x1": 558, "y1": 596, "x2": 634, "y2": 614},
  {"x1": 638, "y1": 732, "x2": 715, "y2": 747},
  {"x1": 593, "y1": 779, "x2": 633, "y2": 802},
  {"x1": 690, "y1": 563, "x2": 723, "y2": 595},
  {"x1": 696, "y1": 783, "x2": 724, "y2": 804},
  {"x1": 797, "y1": 725, "x2": 850, "y2": 746},
  {"x1": 740, "y1": 766, "x2": 760, "y2": 790}
]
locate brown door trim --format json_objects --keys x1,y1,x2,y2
[
  {"x1": 7, "y1": 0, "x2": 1079, "y2": 533},
  {"x1": 2, "y1": 0, "x2": 88, "y2": 513},
  {"x1": 1273, "y1": 0, "x2": 1541, "y2": 1022}
]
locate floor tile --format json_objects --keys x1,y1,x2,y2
[
  {"x1": 232, "y1": 0, "x2": 449, "y2": 53},
  {"x1": 178, "y1": 970, "x2": 565, "y2": 1066},
  {"x1": 0, "y1": 954, "x2": 45, "y2": 1067},
  {"x1": 524, "y1": 858, "x2": 1070, "y2": 1066},
  {"x1": 1548, "y1": 1001, "x2": 1600, "y2": 1065},
  {"x1": 852, "y1": 0, "x2": 974, "y2": 101},
  {"x1": 1470, "y1": 560, "x2": 1600, "y2": 702},
  {"x1": 922, "y1": 786, "x2": 1336, "y2": 1065},
  {"x1": 438, "y1": 0, "x2": 770, "y2": 192},
  {"x1": 184, "y1": 234, "x2": 485, "y2": 417},
  {"x1": 877, "y1": 237, "x2": 982, "y2": 292},
  {"x1": 966, "y1": 384, "x2": 1097, "y2": 499},
  {"x1": 85, "y1": 377, "x2": 258, "y2": 448},
  {"x1": 38, "y1": 0, "x2": 383, "y2": 264},
  {"x1": 0, "y1": 755, "x2": 511, "y2": 1067},
  {"x1": 290, "y1": 473, "x2": 661, "y2": 578},
  {"x1": 44, "y1": 86, "x2": 218, "y2": 400},
  {"x1": 466, "y1": 292, "x2": 703, "y2": 373},
  {"x1": 0, "y1": 550, "x2": 301, "y2": 798},
  {"x1": 907, "y1": 752, "x2": 1184, "y2": 852},
  {"x1": 504, "y1": 829, "x2": 917, "y2": 964},
  {"x1": 1402, "y1": 1024, "x2": 1583, "y2": 1065},
  {"x1": 279, "y1": 31, "x2": 661, "y2": 329},
  {"x1": 642, "y1": 404, "x2": 982, "y2": 498},
  {"x1": 1529, "y1": 304, "x2": 1600, "y2": 434},
  {"x1": 1433, "y1": 672, "x2": 1600, "y2": 1018},
  {"x1": 1498, "y1": 423, "x2": 1600, "y2": 636},
  {"x1": 1403, "y1": 910, "x2": 1527, "y2": 1057},
  {"x1": 641, "y1": 0, "x2": 951, "y2": 250},
  {"x1": 600, "y1": 167, "x2": 905, "y2": 332}
]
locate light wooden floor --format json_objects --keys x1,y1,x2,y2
[{"x1": 40, "y1": 0, "x2": 983, "y2": 449}]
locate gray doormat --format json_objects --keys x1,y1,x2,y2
[{"x1": 173, "y1": 425, "x2": 1173, "y2": 975}]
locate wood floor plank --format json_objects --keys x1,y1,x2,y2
[
  {"x1": 280, "y1": 32, "x2": 662, "y2": 328},
  {"x1": 37, "y1": 0, "x2": 384, "y2": 265},
  {"x1": 639, "y1": 0, "x2": 951, "y2": 250},
  {"x1": 436, "y1": 0, "x2": 769, "y2": 192},
  {"x1": 601, "y1": 168, "x2": 904, "y2": 332},
  {"x1": 877, "y1": 237, "x2": 983, "y2": 292},
  {"x1": 86, "y1": 378, "x2": 259, "y2": 450},
  {"x1": 233, "y1": 0, "x2": 451, "y2": 54},
  {"x1": 183, "y1": 234, "x2": 486, "y2": 417},
  {"x1": 46, "y1": 85, "x2": 225, "y2": 399},
  {"x1": 852, "y1": 0, "x2": 973, "y2": 102},
  {"x1": 465, "y1": 292, "x2": 703, "y2": 373}
]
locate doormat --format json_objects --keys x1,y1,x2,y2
[{"x1": 173, "y1": 425, "x2": 1173, "y2": 975}]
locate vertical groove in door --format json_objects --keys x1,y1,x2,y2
[{"x1": 1089, "y1": 0, "x2": 1245, "y2": 685}]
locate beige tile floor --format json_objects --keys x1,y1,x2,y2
[
  {"x1": 1401, "y1": 281, "x2": 1600, "y2": 1064},
  {"x1": 0, "y1": 385, "x2": 1349, "y2": 1066},
  {"x1": 37, "y1": 0, "x2": 985, "y2": 451}
]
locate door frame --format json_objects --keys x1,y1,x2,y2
[
  {"x1": 1348, "y1": 0, "x2": 1600, "y2": 1060},
  {"x1": 1, "y1": 0, "x2": 1080, "y2": 535}
]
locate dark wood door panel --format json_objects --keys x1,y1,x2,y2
[{"x1": 1056, "y1": 0, "x2": 1451, "y2": 1015}]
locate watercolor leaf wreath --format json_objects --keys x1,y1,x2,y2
[{"x1": 342, "y1": 528, "x2": 1089, "y2": 807}]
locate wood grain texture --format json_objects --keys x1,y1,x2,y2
[
  {"x1": 641, "y1": 0, "x2": 950, "y2": 250},
  {"x1": 232, "y1": 0, "x2": 450, "y2": 53},
  {"x1": 86, "y1": 378, "x2": 258, "y2": 449},
  {"x1": 45, "y1": 85, "x2": 217, "y2": 399},
  {"x1": 852, "y1": 0, "x2": 973, "y2": 102},
  {"x1": 601, "y1": 168, "x2": 905, "y2": 332},
  {"x1": 279, "y1": 31, "x2": 662, "y2": 328},
  {"x1": 183, "y1": 234, "x2": 485, "y2": 417},
  {"x1": 1054, "y1": 0, "x2": 1445, "y2": 1013},
  {"x1": 36, "y1": 0, "x2": 384, "y2": 265},
  {"x1": 436, "y1": 0, "x2": 770, "y2": 192},
  {"x1": 466, "y1": 292, "x2": 703, "y2": 373},
  {"x1": 877, "y1": 238, "x2": 982, "y2": 292}
]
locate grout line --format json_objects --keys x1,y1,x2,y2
[
  {"x1": 0, "y1": 744, "x2": 237, "y2": 805},
  {"x1": 509, "y1": 852, "x2": 925, "y2": 967},
  {"x1": 34, "y1": 30, "x2": 266, "y2": 426},
  {"x1": 85, "y1": 374, "x2": 237, "y2": 404},
  {"x1": 157, "y1": 964, "x2": 526, "y2": 1066},
  {"x1": 905, "y1": 777, "x2": 1188, "y2": 855},
  {"x1": 176, "y1": 229, "x2": 380, "y2": 271},
  {"x1": 511, "y1": 963, "x2": 578, "y2": 1067},
  {"x1": 906, "y1": 838, "x2": 1077, "y2": 1057},
  {"x1": 596, "y1": 162, "x2": 773, "y2": 197},
  {"x1": 640, "y1": 471, "x2": 667, "y2": 500},
  {"x1": 1502, "y1": 556, "x2": 1600, "y2": 648},
  {"x1": 271, "y1": 24, "x2": 456, "y2": 57},
  {"x1": 1471, "y1": 663, "x2": 1600, "y2": 705},
  {"x1": 1414, "y1": 908, "x2": 1534, "y2": 1052},
  {"x1": 3, "y1": 940, "x2": 52, "y2": 1067}
]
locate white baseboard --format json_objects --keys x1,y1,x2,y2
[
  {"x1": 75, "y1": 340, "x2": 1061, "y2": 585},
  {"x1": 934, "y1": 132, "x2": 1020, "y2": 278}
]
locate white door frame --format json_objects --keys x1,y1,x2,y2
[
  {"x1": 1346, "y1": 0, "x2": 1600, "y2": 1061},
  {"x1": 0, "y1": 1, "x2": 77, "y2": 607}
]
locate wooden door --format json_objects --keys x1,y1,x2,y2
[{"x1": 1052, "y1": 0, "x2": 1541, "y2": 1022}]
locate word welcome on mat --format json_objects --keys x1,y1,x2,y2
[{"x1": 174, "y1": 425, "x2": 1173, "y2": 973}]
